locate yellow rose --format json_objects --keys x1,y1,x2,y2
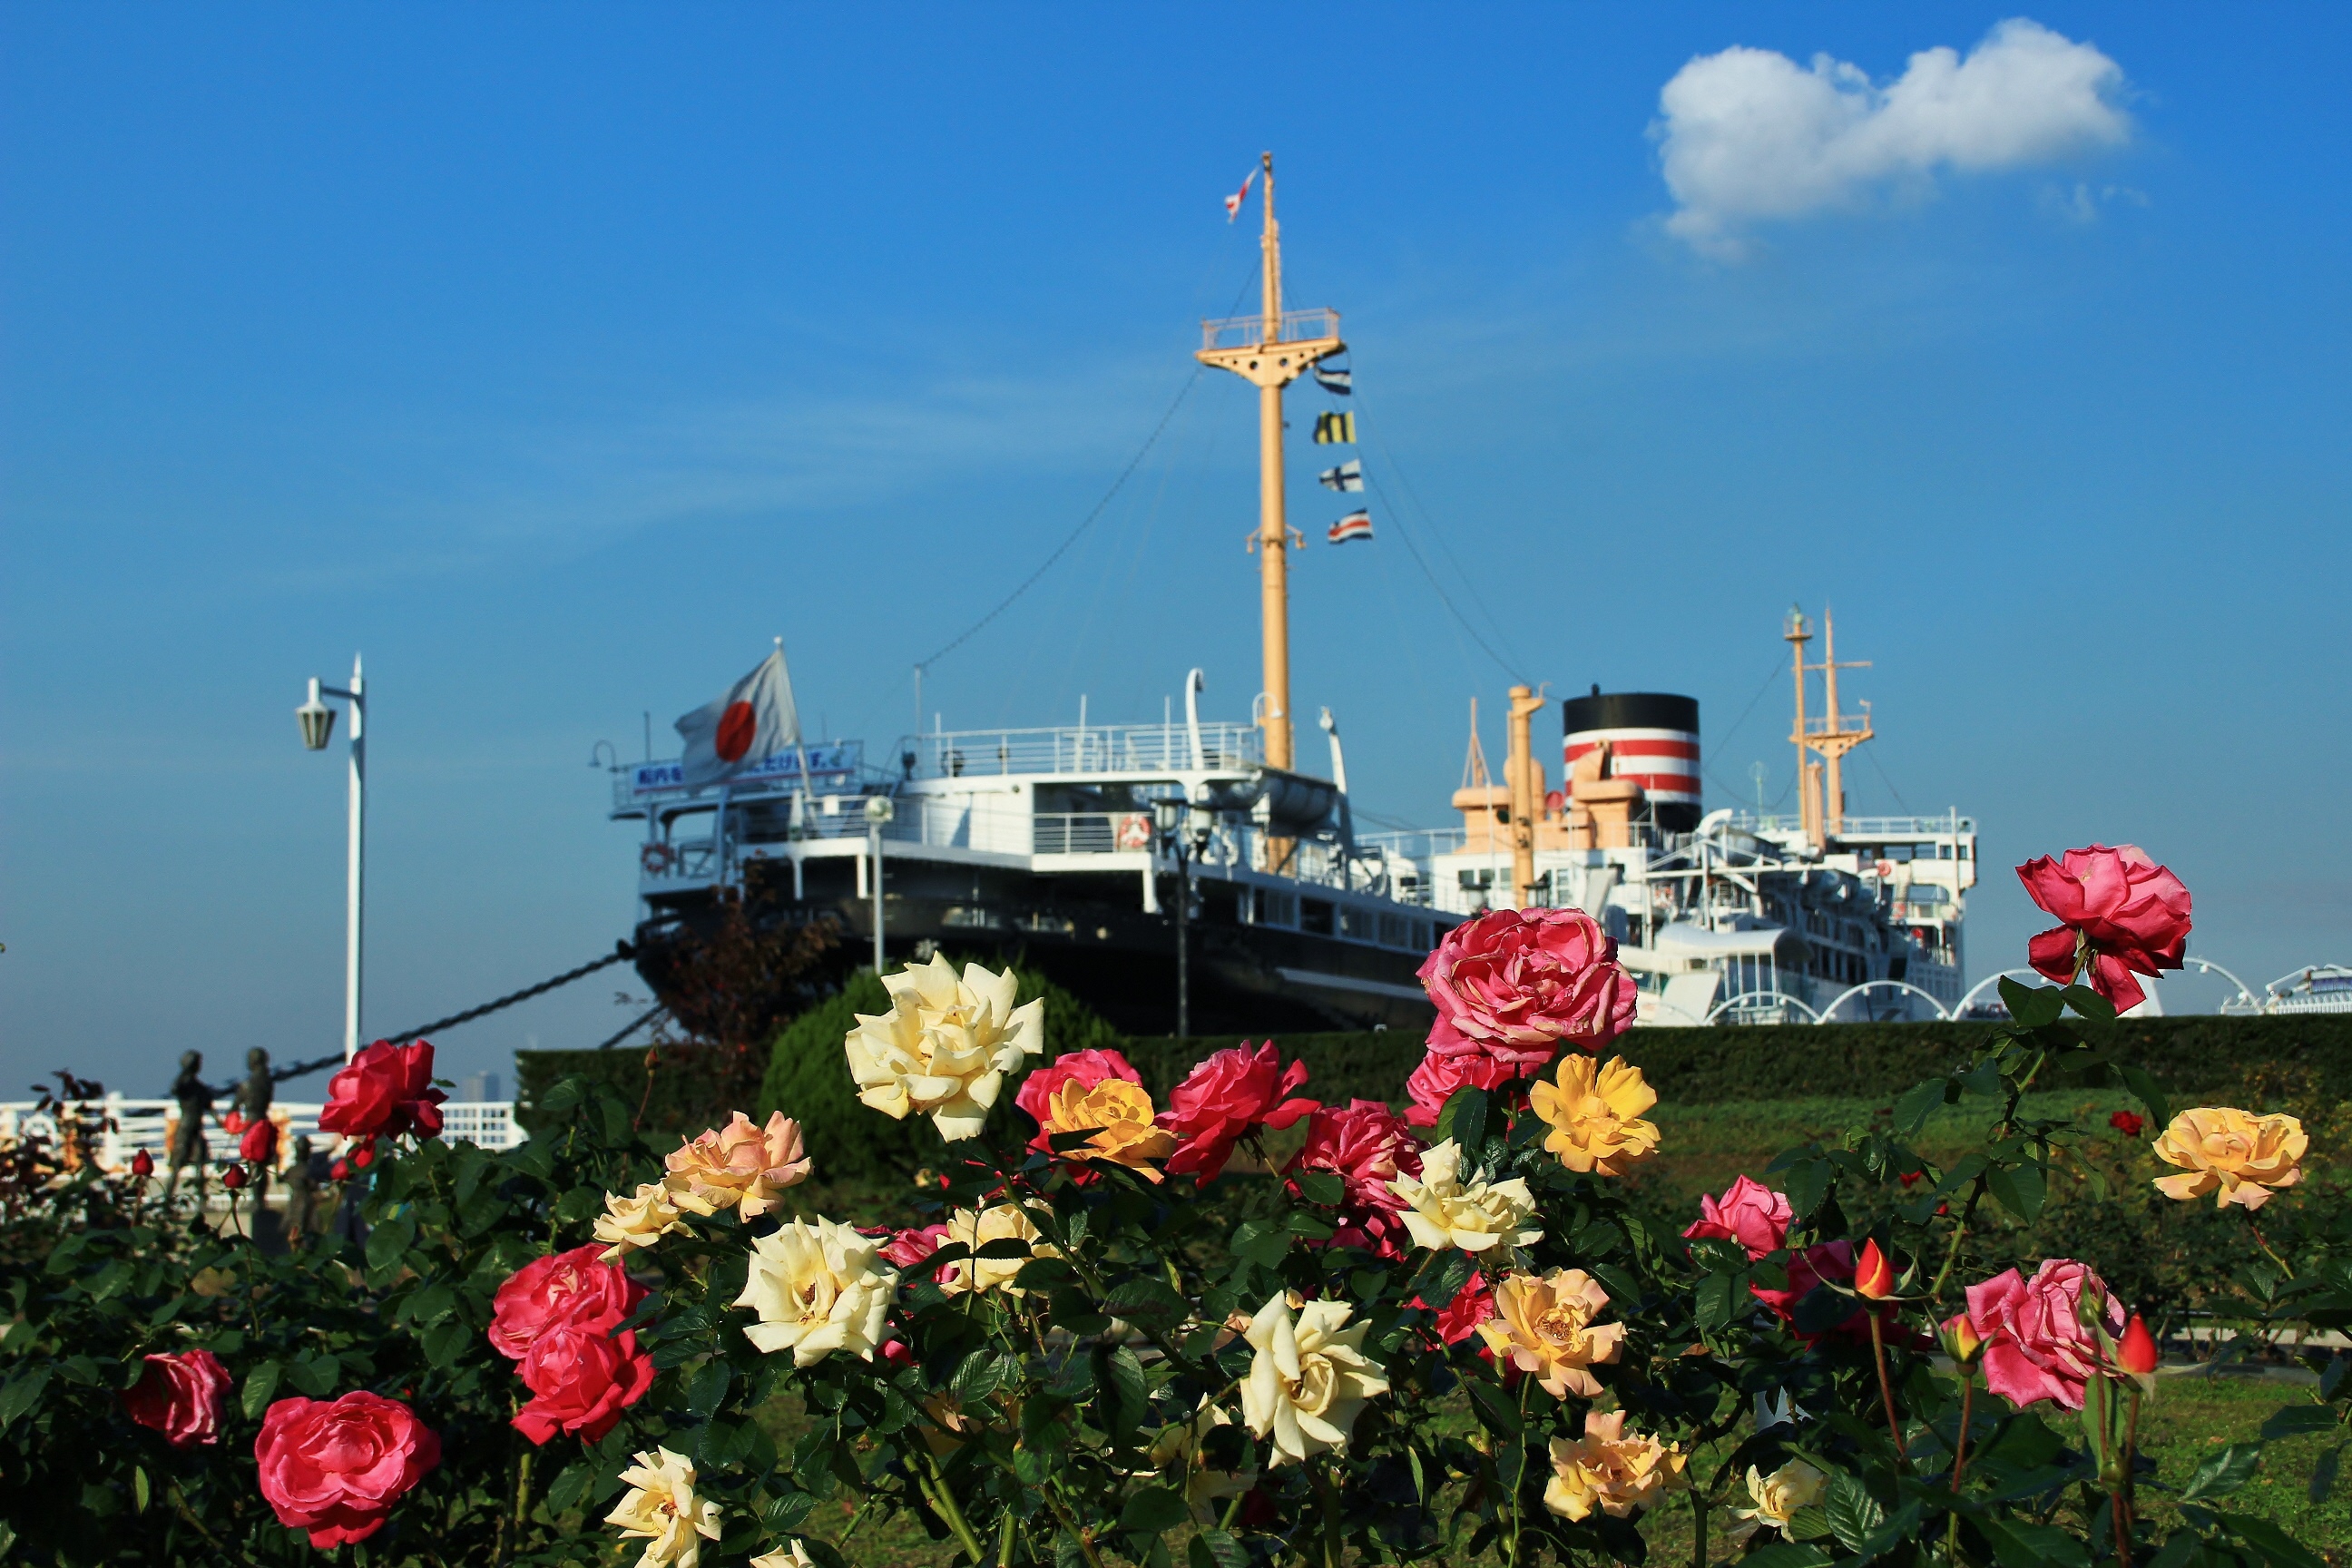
[
  {"x1": 1542, "y1": 1409, "x2": 1689, "y2": 1522},
  {"x1": 662, "y1": 1111, "x2": 812, "y2": 1219},
  {"x1": 604, "y1": 1446, "x2": 722, "y2": 1568},
  {"x1": 846, "y1": 955, "x2": 1044, "y2": 1140},
  {"x1": 732, "y1": 1216, "x2": 897, "y2": 1367},
  {"x1": 1044, "y1": 1077, "x2": 1179, "y2": 1181},
  {"x1": 1475, "y1": 1269, "x2": 1624, "y2": 1398},
  {"x1": 1727, "y1": 1458, "x2": 1826, "y2": 1543},
  {"x1": 1388, "y1": 1139, "x2": 1543, "y2": 1254},
  {"x1": 1148, "y1": 1397, "x2": 1258, "y2": 1524},
  {"x1": 1240, "y1": 1294, "x2": 1389, "y2": 1466},
  {"x1": 936, "y1": 1201, "x2": 1058, "y2": 1297},
  {"x1": 593, "y1": 1181, "x2": 693, "y2": 1261},
  {"x1": 2152, "y1": 1106, "x2": 2308, "y2": 1210},
  {"x1": 1529, "y1": 1054, "x2": 1661, "y2": 1177}
]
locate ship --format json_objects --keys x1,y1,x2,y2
[{"x1": 611, "y1": 155, "x2": 1976, "y2": 1035}]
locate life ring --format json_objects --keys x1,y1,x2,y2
[
  {"x1": 641, "y1": 842, "x2": 677, "y2": 875},
  {"x1": 1116, "y1": 813, "x2": 1154, "y2": 850}
]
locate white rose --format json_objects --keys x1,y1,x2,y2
[
  {"x1": 1240, "y1": 1294, "x2": 1389, "y2": 1466},
  {"x1": 845, "y1": 955, "x2": 1044, "y2": 1140},
  {"x1": 605, "y1": 1446, "x2": 723, "y2": 1568},
  {"x1": 733, "y1": 1216, "x2": 898, "y2": 1367},
  {"x1": 1388, "y1": 1139, "x2": 1542, "y2": 1253},
  {"x1": 1727, "y1": 1458, "x2": 1827, "y2": 1542},
  {"x1": 749, "y1": 1544, "x2": 817, "y2": 1568},
  {"x1": 593, "y1": 1181, "x2": 693, "y2": 1261}
]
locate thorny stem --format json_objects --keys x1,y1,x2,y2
[
  {"x1": 2246, "y1": 1213, "x2": 2296, "y2": 1280},
  {"x1": 916, "y1": 1448, "x2": 988, "y2": 1566},
  {"x1": 1506, "y1": 1375, "x2": 1533, "y2": 1567},
  {"x1": 1867, "y1": 1311, "x2": 1909, "y2": 1464},
  {"x1": 510, "y1": 1444, "x2": 534, "y2": 1555},
  {"x1": 2116, "y1": 1383, "x2": 2143, "y2": 1568},
  {"x1": 1945, "y1": 1371, "x2": 1975, "y2": 1562}
]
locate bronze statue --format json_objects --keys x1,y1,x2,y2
[
  {"x1": 234, "y1": 1047, "x2": 281, "y2": 1246},
  {"x1": 279, "y1": 1134, "x2": 321, "y2": 1249},
  {"x1": 163, "y1": 1050, "x2": 213, "y2": 1200}
]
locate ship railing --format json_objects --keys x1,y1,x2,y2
[
  {"x1": 1199, "y1": 308, "x2": 1342, "y2": 352},
  {"x1": 1358, "y1": 827, "x2": 1469, "y2": 859},
  {"x1": 0, "y1": 1098, "x2": 526, "y2": 1174},
  {"x1": 906, "y1": 721, "x2": 1263, "y2": 780},
  {"x1": 1728, "y1": 811, "x2": 1975, "y2": 837}
]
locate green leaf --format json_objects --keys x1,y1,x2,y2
[
  {"x1": 1984, "y1": 1161, "x2": 2047, "y2": 1224},
  {"x1": 1190, "y1": 1530, "x2": 1247, "y2": 1568},
  {"x1": 1739, "y1": 1545, "x2": 1832, "y2": 1568},
  {"x1": 686, "y1": 1359, "x2": 732, "y2": 1418},
  {"x1": 1103, "y1": 1278, "x2": 1187, "y2": 1330},
  {"x1": 2059, "y1": 983, "x2": 2118, "y2": 1023},
  {"x1": 1118, "y1": 1485, "x2": 1191, "y2": 1534},
  {"x1": 2310, "y1": 1443, "x2": 2343, "y2": 1505},
  {"x1": 1782, "y1": 1159, "x2": 1834, "y2": 1220},
  {"x1": 132, "y1": 1465, "x2": 150, "y2": 1514},
  {"x1": 1293, "y1": 1171, "x2": 1346, "y2": 1208},
  {"x1": 2210, "y1": 1511, "x2": 2328, "y2": 1568},
  {"x1": 1465, "y1": 1377, "x2": 1521, "y2": 1437},
  {"x1": 1230, "y1": 1220, "x2": 1289, "y2": 1269},
  {"x1": 1014, "y1": 1257, "x2": 1077, "y2": 1292},
  {"x1": 2261, "y1": 1404, "x2": 2338, "y2": 1441},
  {"x1": 1891, "y1": 1078, "x2": 1950, "y2": 1135},
  {"x1": 2117, "y1": 1065, "x2": 2170, "y2": 1131},
  {"x1": 2000, "y1": 976, "x2": 2064, "y2": 1028},
  {"x1": 953, "y1": 1348, "x2": 1013, "y2": 1403},
  {"x1": 1823, "y1": 1470, "x2": 1884, "y2": 1553},
  {"x1": 2180, "y1": 1442, "x2": 2263, "y2": 1501},
  {"x1": 1695, "y1": 1269, "x2": 1749, "y2": 1335},
  {"x1": 975, "y1": 1236, "x2": 1039, "y2": 1259},
  {"x1": 0, "y1": 1367, "x2": 51, "y2": 1429},
  {"x1": 1436, "y1": 1086, "x2": 1487, "y2": 1152},
  {"x1": 545, "y1": 1461, "x2": 593, "y2": 1515},
  {"x1": 1096, "y1": 1346, "x2": 1148, "y2": 1436},
  {"x1": 1977, "y1": 1516, "x2": 2091, "y2": 1568},
  {"x1": 240, "y1": 1360, "x2": 283, "y2": 1421},
  {"x1": 364, "y1": 1217, "x2": 416, "y2": 1272}
]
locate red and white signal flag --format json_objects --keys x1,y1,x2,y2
[
  {"x1": 1224, "y1": 167, "x2": 1259, "y2": 222},
  {"x1": 675, "y1": 644, "x2": 800, "y2": 789},
  {"x1": 1328, "y1": 510, "x2": 1373, "y2": 544}
]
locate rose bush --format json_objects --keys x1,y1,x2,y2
[{"x1": 2, "y1": 839, "x2": 2343, "y2": 1567}]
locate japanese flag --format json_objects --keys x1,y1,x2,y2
[{"x1": 675, "y1": 647, "x2": 799, "y2": 789}]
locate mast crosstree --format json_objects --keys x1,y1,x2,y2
[{"x1": 1195, "y1": 151, "x2": 1344, "y2": 776}]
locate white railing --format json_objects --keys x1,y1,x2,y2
[
  {"x1": 0, "y1": 1098, "x2": 524, "y2": 1172},
  {"x1": 1200, "y1": 308, "x2": 1342, "y2": 351},
  {"x1": 909, "y1": 720, "x2": 1263, "y2": 779},
  {"x1": 1730, "y1": 812, "x2": 1975, "y2": 838}
]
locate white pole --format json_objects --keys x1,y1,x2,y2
[
  {"x1": 346, "y1": 653, "x2": 366, "y2": 1062},
  {"x1": 868, "y1": 819, "x2": 885, "y2": 972}
]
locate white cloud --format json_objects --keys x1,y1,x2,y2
[{"x1": 1654, "y1": 18, "x2": 2131, "y2": 257}]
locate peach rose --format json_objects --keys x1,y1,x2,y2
[
  {"x1": 1529, "y1": 1054, "x2": 1661, "y2": 1177},
  {"x1": 1475, "y1": 1269, "x2": 1624, "y2": 1397},
  {"x1": 662, "y1": 1111, "x2": 812, "y2": 1219},
  {"x1": 2152, "y1": 1106, "x2": 2308, "y2": 1210},
  {"x1": 1040, "y1": 1075, "x2": 1178, "y2": 1181},
  {"x1": 1543, "y1": 1409, "x2": 1688, "y2": 1521}
]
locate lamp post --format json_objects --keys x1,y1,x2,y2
[
  {"x1": 864, "y1": 794, "x2": 895, "y2": 975},
  {"x1": 296, "y1": 656, "x2": 366, "y2": 1063},
  {"x1": 1155, "y1": 799, "x2": 1214, "y2": 1037}
]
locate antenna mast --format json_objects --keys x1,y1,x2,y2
[{"x1": 1786, "y1": 605, "x2": 1874, "y2": 850}]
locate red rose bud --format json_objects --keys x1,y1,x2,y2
[
  {"x1": 1941, "y1": 1311, "x2": 1984, "y2": 1365},
  {"x1": 352, "y1": 1142, "x2": 376, "y2": 1170},
  {"x1": 880, "y1": 1339, "x2": 915, "y2": 1370},
  {"x1": 130, "y1": 1149, "x2": 155, "y2": 1179},
  {"x1": 2110, "y1": 1111, "x2": 2145, "y2": 1138},
  {"x1": 1897, "y1": 1171, "x2": 1923, "y2": 1189},
  {"x1": 329, "y1": 1159, "x2": 352, "y2": 1181},
  {"x1": 2119, "y1": 1313, "x2": 2159, "y2": 1375},
  {"x1": 221, "y1": 1163, "x2": 249, "y2": 1191},
  {"x1": 1855, "y1": 1239, "x2": 1896, "y2": 1299}
]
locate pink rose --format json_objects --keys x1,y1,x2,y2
[
  {"x1": 1964, "y1": 1259, "x2": 2123, "y2": 1412},
  {"x1": 488, "y1": 1245, "x2": 647, "y2": 1361},
  {"x1": 1155, "y1": 1042, "x2": 1318, "y2": 1181},
  {"x1": 1286, "y1": 1099, "x2": 1423, "y2": 1258},
  {"x1": 881, "y1": 1222, "x2": 954, "y2": 1283},
  {"x1": 256, "y1": 1391, "x2": 440, "y2": 1548},
  {"x1": 1014, "y1": 1047, "x2": 1143, "y2": 1156},
  {"x1": 121, "y1": 1348, "x2": 232, "y2": 1448},
  {"x1": 512, "y1": 1324, "x2": 656, "y2": 1444},
  {"x1": 318, "y1": 1040, "x2": 447, "y2": 1142},
  {"x1": 1403, "y1": 1048, "x2": 1527, "y2": 1129},
  {"x1": 2016, "y1": 845, "x2": 2191, "y2": 1013},
  {"x1": 1418, "y1": 906, "x2": 1638, "y2": 1070},
  {"x1": 1682, "y1": 1176, "x2": 1792, "y2": 1261}
]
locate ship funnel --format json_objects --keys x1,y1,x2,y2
[{"x1": 1562, "y1": 691, "x2": 1700, "y2": 832}]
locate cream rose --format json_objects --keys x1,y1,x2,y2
[
  {"x1": 846, "y1": 955, "x2": 1045, "y2": 1140},
  {"x1": 732, "y1": 1216, "x2": 898, "y2": 1367},
  {"x1": 593, "y1": 1181, "x2": 693, "y2": 1261},
  {"x1": 1388, "y1": 1139, "x2": 1542, "y2": 1254},
  {"x1": 936, "y1": 1201, "x2": 1057, "y2": 1297},
  {"x1": 1727, "y1": 1458, "x2": 1826, "y2": 1543},
  {"x1": 748, "y1": 1544, "x2": 816, "y2": 1568},
  {"x1": 662, "y1": 1111, "x2": 812, "y2": 1218},
  {"x1": 604, "y1": 1446, "x2": 722, "y2": 1568},
  {"x1": 1240, "y1": 1294, "x2": 1389, "y2": 1466}
]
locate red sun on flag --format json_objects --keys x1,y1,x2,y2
[{"x1": 715, "y1": 701, "x2": 759, "y2": 762}]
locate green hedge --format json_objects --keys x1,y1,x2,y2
[{"x1": 511, "y1": 1041, "x2": 767, "y2": 1141}]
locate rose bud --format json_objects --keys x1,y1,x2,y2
[
  {"x1": 221, "y1": 1163, "x2": 249, "y2": 1191},
  {"x1": 2119, "y1": 1313, "x2": 2159, "y2": 1375},
  {"x1": 1940, "y1": 1311, "x2": 1984, "y2": 1365},
  {"x1": 329, "y1": 1159, "x2": 352, "y2": 1181},
  {"x1": 1855, "y1": 1239, "x2": 1896, "y2": 1299},
  {"x1": 2110, "y1": 1111, "x2": 2145, "y2": 1138},
  {"x1": 352, "y1": 1142, "x2": 376, "y2": 1170},
  {"x1": 130, "y1": 1149, "x2": 155, "y2": 1179}
]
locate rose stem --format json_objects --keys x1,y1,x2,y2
[
  {"x1": 1867, "y1": 1312, "x2": 1908, "y2": 1463},
  {"x1": 1945, "y1": 1371, "x2": 1974, "y2": 1562},
  {"x1": 2120, "y1": 1384, "x2": 2143, "y2": 1568},
  {"x1": 914, "y1": 1449, "x2": 987, "y2": 1565},
  {"x1": 2246, "y1": 1212, "x2": 2295, "y2": 1279},
  {"x1": 1313, "y1": 1462, "x2": 1346, "y2": 1568},
  {"x1": 510, "y1": 1445, "x2": 533, "y2": 1549}
]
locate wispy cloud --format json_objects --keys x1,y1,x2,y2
[{"x1": 1653, "y1": 18, "x2": 2132, "y2": 259}]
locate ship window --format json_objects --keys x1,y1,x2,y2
[
  {"x1": 1338, "y1": 906, "x2": 1369, "y2": 940},
  {"x1": 1260, "y1": 890, "x2": 1298, "y2": 928},
  {"x1": 1458, "y1": 868, "x2": 1494, "y2": 890},
  {"x1": 1299, "y1": 898, "x2": 1336, "y2": 936},
  {"x1": 1378, "y1": 913, "x2": 1411, "y2": 948}
]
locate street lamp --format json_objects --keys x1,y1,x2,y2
[
  {"x1": 864, "y1": 794, "x2": 895, "y2": 974},
  {"x1": 297, "y1": 657, "x2": 367, "y2": 1062},
  {"x1": 1155, "y1": 797, "x2": 1213, "y2": 1037}
]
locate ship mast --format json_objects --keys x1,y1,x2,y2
[
  {"x1": 1785, "y1": 605, "x2": 1873, "y2": 850},
  {"x1": 1197, "y1": 152, "x2": 1344, "y2": 776}
]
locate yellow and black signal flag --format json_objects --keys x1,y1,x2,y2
[{"x1": 1312, "y1": 410, "x2": 1356, "y2": 445}]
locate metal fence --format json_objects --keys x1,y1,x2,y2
[{"x1": 0, "y1": 1097, "x2": 525, "y2": 1173}]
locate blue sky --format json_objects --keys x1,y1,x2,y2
[{"x1": 5, "y1": 5, "x2": 2347, "y2": 1097}]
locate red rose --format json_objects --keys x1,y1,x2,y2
[
  {"x1": 1681, "y1": 1175, "x2": 1791, "y2": 1261},
  {"x1": 121, "y1": 1348, "x2": 232, "y2": 1448},
  {"x1": 222, "y1": 1110, "x2": 248, "y2": 1135},
  {"x1": 488, "y1": 1245, "x2": 647, "y2": 1360},
  {"x1": 1751, "y1": 1241, "x2": 1906, "y2": 1345},
  {"x1": 318, "y1": 1040, "x2": 448, "y2": 1142},
  {"x1": 1417, "y1": 906, "x2": 1638, "y2": 1071},
  {"x1": 512, "y1": 1324, "x2": 656, "y2": 1445},
  {"x1": 329, "y1": 1159, "x2": 352, "y2": 1181},
  {"x1": 1402, "y1": 1048, "x2": 1525, "y2": 1129},
  {"x1": 1014, "y1": 1047, "x2": 1143, "y2": 1155},
  {"x1": 1154, "y1": 1042, "x2": 1318, "y2": 1181},
  {"x1": 1964, "y1": 1259, "x2": 2123, "y2": 1412},
  {"x1": 1286, "y1": 1099, "x2": 1422, "y2": 1257},
  {"x1": 2110, "y1": 1111, "x2": 2145, "y2": 1138},
  {"x1": 352, "y1": 1142, "x2": 376, "y2": 1169},
  {"x1": 256, "y1": 1391, "x2": 440, "y2": 1548},
  {"x1": 2016, "y1": 845, "x2": 2191, "y2": 1013},
  {"x1": 240, "y1": 1119, "x2": 279, "y2": 1167},
  {"x1": 221, "y1": 1163, "x2": 249, "y2": 1191},
  {"x1": 130, "y1": 1149, "x2": 155, "y2": 1179},
  {"x1": 1414, "y1": 1269, "x2": 1495, "y2": 1347},
  {"x1": 880, "y1": 1222, "x2": 955, "y2": 1284}
]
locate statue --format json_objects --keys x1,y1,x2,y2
[
  {"x1": 162, "y1": 1050, "x2": 213, "y2": 1200},
  {"x1": 234, "y1": 1048, "x2": 284, "y2": 1249},
  {"x1": 281, "y1": 1134, "x2": 322, "y2": 1246}
]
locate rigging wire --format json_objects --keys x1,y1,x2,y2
[
  {"x1": 1701, "y1": 654, "x2": 1790, "y2": 801},
  {"x1": 1354, "y1": 464, "x2": 1525, "y2": 683},
  {"x1": 1863, "y1": 743, "x2": 1914, "y2": 813}
]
